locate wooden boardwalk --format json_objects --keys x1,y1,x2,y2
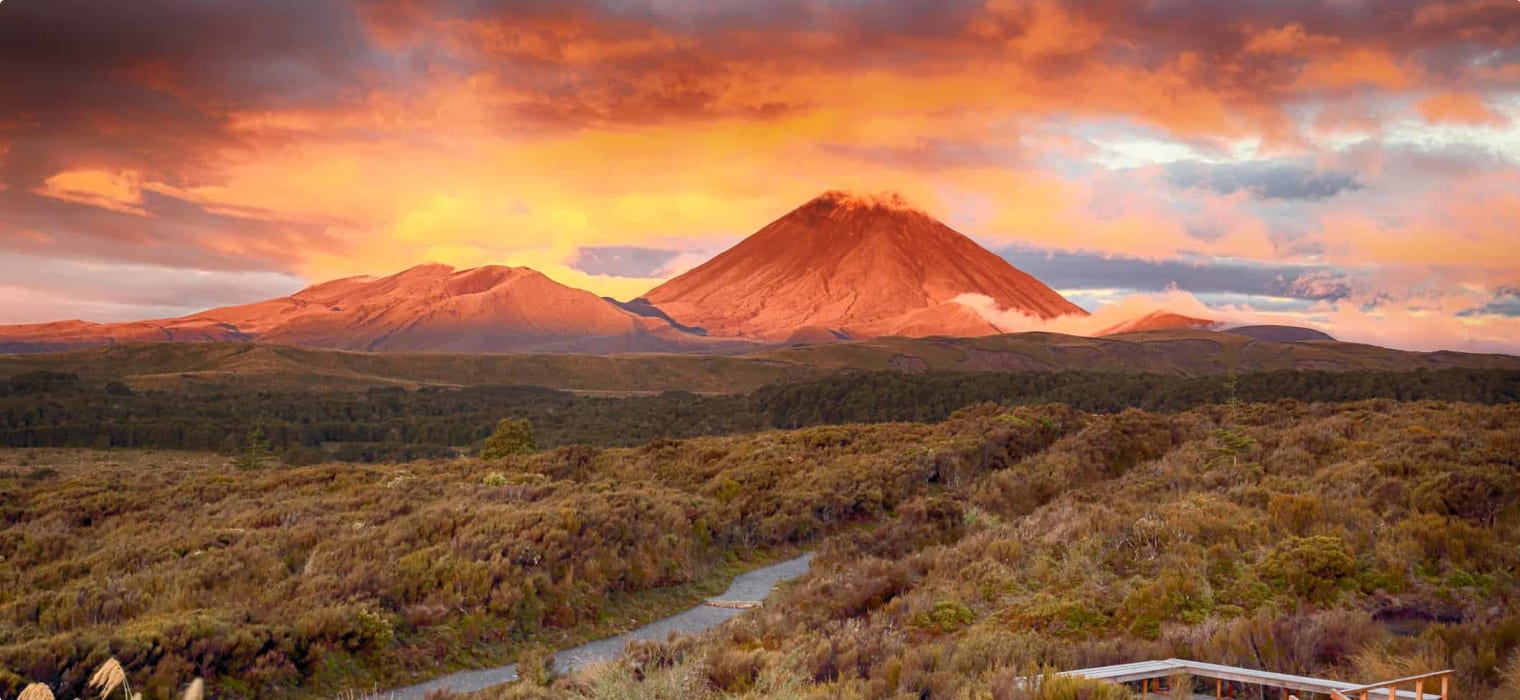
[{"x1": 1051, "y1": 659, "x2": 1452, "y2": 700}]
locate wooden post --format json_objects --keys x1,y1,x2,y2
[
  {"x1": 1415, "y1": 679, "x2": 1424, "y2": 700},
  {"x1": 1217, "y1": 679, "x2": 1223, "y2": 700},
  {"x1": 1388, "y1": 686, "x2": 1397, "y2": 700},
  {"x1": 1440, "y1": 674, "x2": 1449, "y2": 700}
]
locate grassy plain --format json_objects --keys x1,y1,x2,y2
[{"x1": 4, "y1": 331, "x2": 1519, "y2": 394}]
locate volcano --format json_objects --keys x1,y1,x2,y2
[
  {"x1": 2, "y1": 191, "x2": 1097, "y2": 354},
  {"x1": 0, "y1": 264, "x2": 714, "y2": 354},
  {"x1": 640, "y1": 191, "x2": 1087, "y2": 340}
]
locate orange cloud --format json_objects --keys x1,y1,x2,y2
[
  {"x1": 1416, "y1": 91, "x2": 1511, "y2": 127},
  {"x1": 1294, "y1": 48, "x2": 1412, "y2": 92},
  {"x1": 5, "y1": 0, "x2": 1520, "y2": 352},
  {"x1": 32, "y1": 169, "x2": 152, "y2": 216}
]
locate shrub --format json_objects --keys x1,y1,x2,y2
[
  {"x1": 1258, "y1": 536, "x2": 1357, "y2": 605},
  {"x1": 516, "y1": 645, "x2": 556, "y2": 687},
  {"x1": 913, "y1": 601, "x2": 976, "y2": 634},
  {"x1": 1267, "y1": 493, "x2": 1324, "y2": 536},
  {"x1": 481, "y1": 418, "x2": 537, "y2": 459}
]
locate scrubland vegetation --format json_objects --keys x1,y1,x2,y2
[
  {"x1": 438, "y1": 400, "x2": 1519, "y2": 700},
  {"x1": 0, "y1": 402, "x2": 1072, "y2": 697},
  {"x1": 3, "y1": 397, "x2": 1517, "y2": 698}
]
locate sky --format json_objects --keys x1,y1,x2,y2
[{"x1": 1, "y1": 0, "x2": 1519, "y2": 352}]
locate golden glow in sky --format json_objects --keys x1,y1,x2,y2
[{"x1": 1, "y1": 0, "x2": 1518, "y2": 351}]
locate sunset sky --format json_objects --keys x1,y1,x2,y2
[{"x1": 2, "y1": 0, "x2": 1519, "y2": 351}]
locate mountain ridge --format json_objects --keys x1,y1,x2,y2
[
  {"x1": 0, "y1": 190, "x2": 1398, "y2": 356},
  {"x1": 0, "y1": 263, "x2": 745, "y2": 355}
]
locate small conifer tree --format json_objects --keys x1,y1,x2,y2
[{"x1": 233, "y1": 427, "x2": 272, "y2": 470}]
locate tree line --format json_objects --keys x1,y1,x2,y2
[{"x1": 1, "y1": 368, "x2": 1517, "y2": 462}]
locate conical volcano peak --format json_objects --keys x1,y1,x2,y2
[
  {"x1": 643, "y1": 190, "x2": 1087, "y2": 340},
  {"x1": 809, "y1": 189, "x2": 923, "y2": 214}
]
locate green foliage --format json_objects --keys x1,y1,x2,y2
[
  {"x1": 1214, "y1": 427, "x2": 1256, "y2": 455},
  {"x1": 354, "y1": 608, "x2": 396, "y2": 650},
  {"x1": 232, "y1": 426, "x2": 272, "y2": 470},
  {"x1": 1118, "y1": 572, "x2": 1214, "y2": 639},
  {"x1": 515, "y1": 645, "x2": 555, "y2": 687},
  {"x1": 480, "y1": 419, "x2": 536, "y2": 459},
  {"x1": 1258, "y1": 535, "x2": 1357, "y2": 604},
  {"x1": 1411, "y1": 464, "x2": 1519, "y2": 526},
  {"x1": 911, "y1": 600, "x2": 975, "y2": 634},
  {"x1": 3, "y1": 369, "x2": 1519, "y2": 462},
  {"x1": 482, "y1": 471, "x2": 508, "y2": 487}
]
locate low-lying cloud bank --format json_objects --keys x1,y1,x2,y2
[{"x1": 953, "y1": 290, "x2": 1520, "y2": 356}]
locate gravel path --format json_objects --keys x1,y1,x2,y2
[{"x1": 365, "y1": 553, "x2": 814, "y2": 700}]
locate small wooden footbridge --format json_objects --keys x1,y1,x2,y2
[{"x1": 1053, "y1": 659, "x2": 1453, "y2": 700}]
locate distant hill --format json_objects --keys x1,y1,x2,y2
[
  {"x1": 1098, "y1": 310, "x2": 1220, "y2": 335},
  {"x1": 3, "y1": 329, "x2": 1516, "y2": 394},
  {"x1": 1225, "y1": 325, "x2": 1336, "y2": 342},
  {"x1": 0, "y1": 264, "x2": 749, "y2": 355}
]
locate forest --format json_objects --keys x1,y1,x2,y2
[
  {"x1": 2, "y1": 399, "x2": 1518, "y2": 698},
  {"x1": 2, "y1": 368, "x2": 1518, "y2": 463}
]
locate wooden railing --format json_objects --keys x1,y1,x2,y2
[{"x1": 1330, "y1": 670, "x2": 1454, "y2": 700}]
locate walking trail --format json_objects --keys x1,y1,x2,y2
[{"x1": 364, "y1": 552, "x2": 814, "y2": 700}]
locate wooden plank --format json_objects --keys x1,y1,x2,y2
[
  {"x1": 1339, "y1": 671, "x2": 1455, "y2": 694},
  {"x1": 1058, "y1": 659, "x2": 1437, "y2": 700}
]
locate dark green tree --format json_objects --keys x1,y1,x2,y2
[
  {"x1": 481, "y1": 418, "x2": 536, "y2": 459},
  {"x1": 233, "y1": 427, "x2": 273, "y2": 470}
]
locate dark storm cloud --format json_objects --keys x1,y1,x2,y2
[
  {"x1": 1099, "y1": 0, "x2": 1520, "y2": 84},
  {"x1": 573, "y1": 245, "x2": 683, "y2": 277},
  {"x1": 997, "y1": 246, "x2": 1352, "y2": 301},
  {"x1": 6, "y1": 0, "x2": 1517, "y2": 164},
  {"x1": 0, "y1": 0, "x2": 394, "y2": 187},
  {"x1": 353, "y1": 0, "x2": 1520, "y2": 133},
  {"x1": 1166, "y1": 161, "x2": 1362, "y2": 201},
  {"x1": 6, "y1": 0, "x2": 1517, "y2": 153}
]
